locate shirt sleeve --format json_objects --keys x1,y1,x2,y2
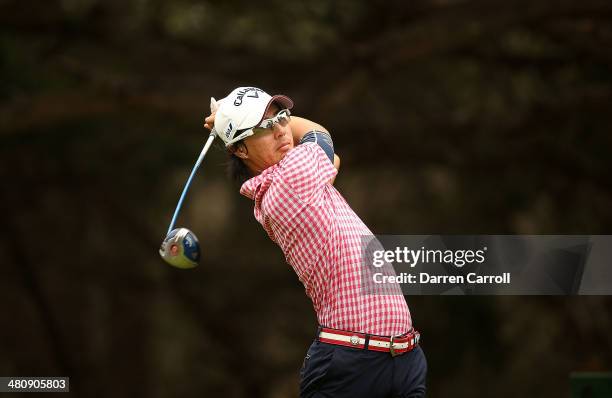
[{"x1": 279, "y1": 142, "x2": 338, "y2": 204}]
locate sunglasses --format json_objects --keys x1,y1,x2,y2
[
  {"x1": 230, "y1": 109, "x2": 292, "y2": 145},
  {"x1": 256, "y1": 109, "x2": 291, "y2": 130}
]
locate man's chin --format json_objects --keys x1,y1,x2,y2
[{"x1": 268, "y1": 146, "x2": 293, "y2": 167}]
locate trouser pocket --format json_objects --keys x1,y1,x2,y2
[{"x1": 299, "y1": 341, "x2": 335, "y2": 398}]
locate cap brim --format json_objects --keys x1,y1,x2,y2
[{"x1": 266, "y1": 95, "x2": 294, "y2": 112}]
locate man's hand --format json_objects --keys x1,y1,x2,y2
[
  {"x1": 203, "y1": 113, "x2": 215, "y2": 131},
  {"x1": 203, "y1": 97, "x2": 218, "y2": 131}
]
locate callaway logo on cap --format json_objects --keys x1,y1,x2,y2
[{"x1": 214, "y1": 86, "x2": 293, "y2": 147}]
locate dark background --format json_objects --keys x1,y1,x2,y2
[{"x1": 1, "y1": 0, "x2": 611, "y2": 397}]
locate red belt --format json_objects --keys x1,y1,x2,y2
[{"x1": 318, "y1": 327, "x2": 421, "y2": 357}]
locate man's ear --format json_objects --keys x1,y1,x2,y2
[{"x1": 232, "y1": 143, "x2": 249, "y2": 159}]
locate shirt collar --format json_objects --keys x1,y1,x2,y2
[{"x1": 239, "y1": 164, "x2": 278, "y2": 200}]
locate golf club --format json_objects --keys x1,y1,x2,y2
[{"x1": 159, "y1": 97, "x2": 218, "y2": 268}]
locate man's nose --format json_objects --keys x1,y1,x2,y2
[{"x1": 273, "y1": 123, "x2": 285, "y2": 139}]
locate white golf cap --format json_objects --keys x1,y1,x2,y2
[{"x1": 214, "y1": 87, "x2": 293, "y2": 147}]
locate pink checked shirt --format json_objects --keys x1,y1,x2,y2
[{"x1": 240, "y1": 143, "x2": 412, "y2": 336}]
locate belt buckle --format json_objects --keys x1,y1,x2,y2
[{"x1": 389, "y1": 336, "x2": 399, "y2": 357}]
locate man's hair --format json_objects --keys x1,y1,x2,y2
[{"x1": 227, "y1": 141, "x2": 251, "y2": 184}]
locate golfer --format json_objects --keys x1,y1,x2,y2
[{"x1": 204, "y1": 87, "x2": 427, "y2": 398}]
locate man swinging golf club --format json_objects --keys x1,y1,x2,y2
[{"x1": 204, "y1": 87, "x2": 427, "y2": 398}]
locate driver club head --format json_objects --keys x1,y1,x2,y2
[{"x1": 159, "y1": 228, "x2": 201, "y2": 269}]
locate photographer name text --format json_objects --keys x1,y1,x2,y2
[{"x1": 372, "y1": 272, "x2": 511, "y2": 285}]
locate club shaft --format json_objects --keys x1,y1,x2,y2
[{"x1": 167, "y1": 132, "x2": 216, "y2": 235}]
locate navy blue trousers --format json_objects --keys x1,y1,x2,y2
[{"x1": 299, "y1": 339, "x2": 427, "y2": 398}]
